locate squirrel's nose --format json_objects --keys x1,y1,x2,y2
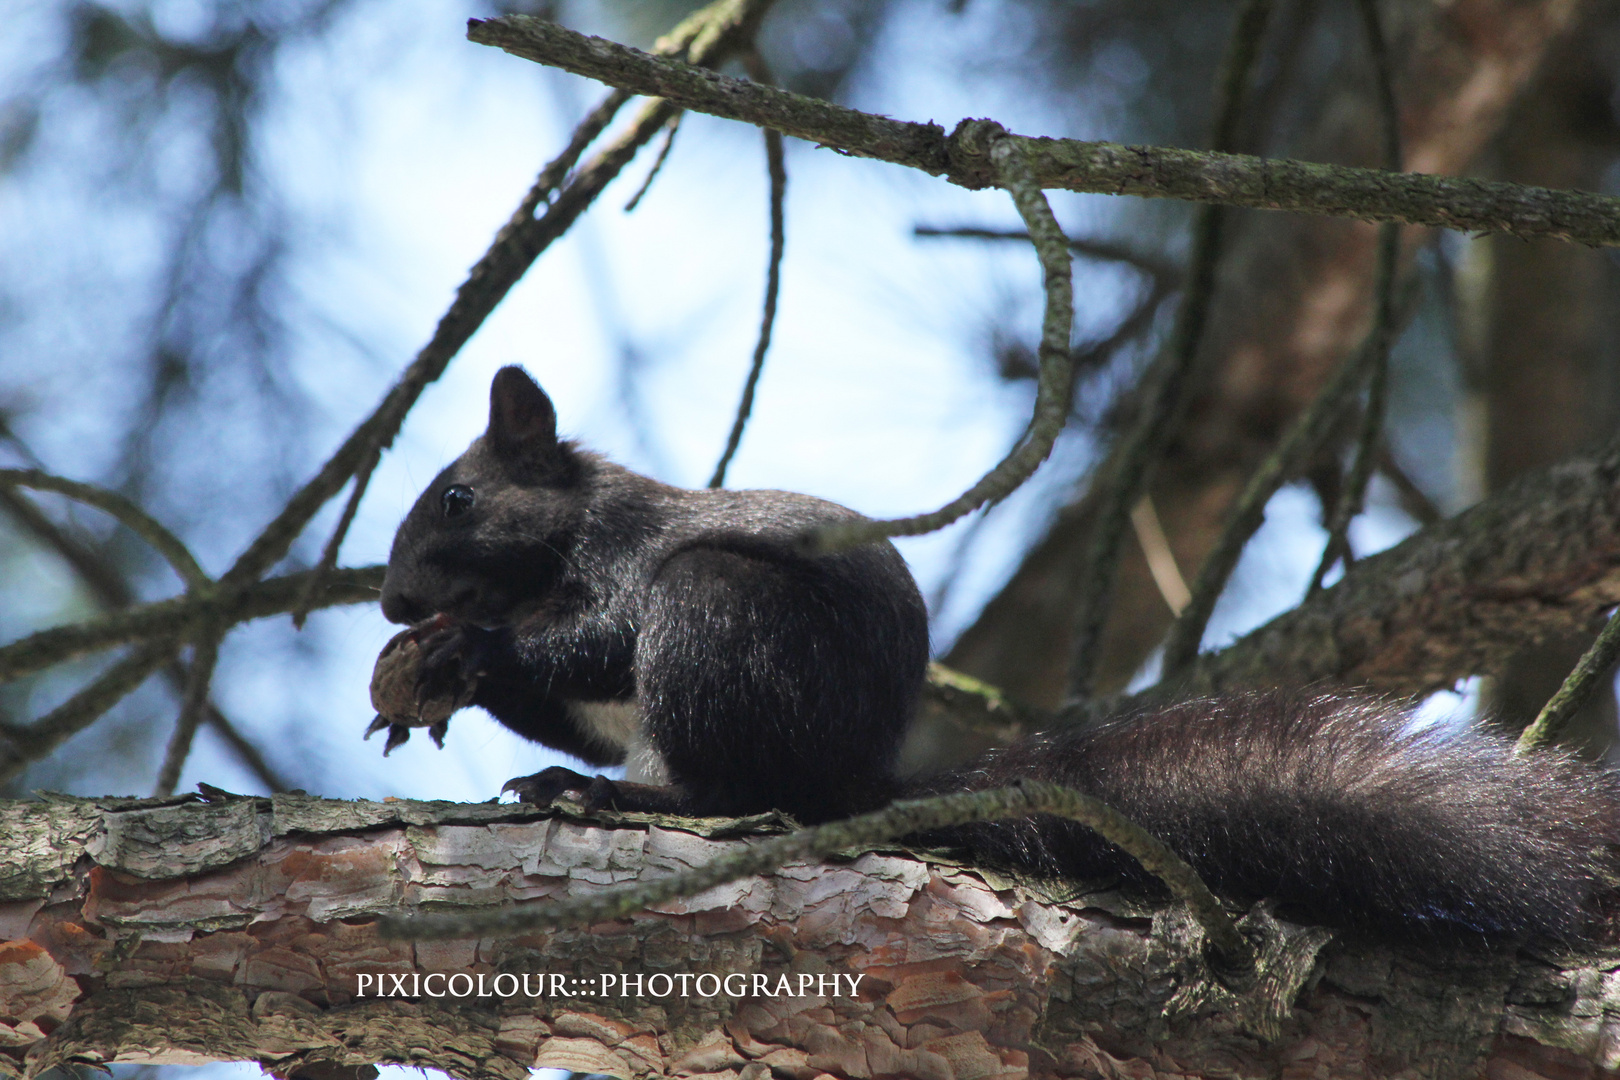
[{"x1": 380, "y1": 586, "x2": 427, "y2": 625}]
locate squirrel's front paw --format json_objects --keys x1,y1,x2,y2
[
  {"x1": 503, "y1": 765, "x2": 595, "y2": 805},
  {"x1": 368, "y1": 615, "x2": 483, "y2": 754},
  {"x1": 411, "y1": 618, "x2": 491, "y2": 709}
]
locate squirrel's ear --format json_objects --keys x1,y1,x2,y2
[{"x1": 488, "y1": 366, "x2": 559, "y2": 460}]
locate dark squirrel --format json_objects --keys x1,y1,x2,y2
[{"x1": 379, "y1": 365, "x2": 1620, "y2": 944}]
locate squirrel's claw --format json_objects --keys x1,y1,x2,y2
[
  {"x1": 503, "y1": 765, "x2": 593, "y2": 805},
  {"x1": 382, "y1": 724, "x2": 411, "y2": 756}
]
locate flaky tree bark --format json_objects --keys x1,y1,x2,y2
[
  {"x1": 2, "y1": 793, "x2": 1619, "y2": 1080},
  {"x1": 948, "y1": 0, "x2": 1589, "y2": 705}
]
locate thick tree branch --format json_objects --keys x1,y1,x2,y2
[
  {"x1": 2, "y1": 794, "x2": 1615, "y2": 1079},
  {"x1": 382, "y1": 782, "x2": 1255, "y2": 983},
  {"x1": 1178, "y1": 440, "x2": 1620, "y2": 699},
  {"x1": 468, "y1": 14, "x2": 1620, "y2": 247}
]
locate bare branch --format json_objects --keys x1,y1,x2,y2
[
  {"x1": 623, "y1": 112, "x2": 683, "y2": 212},
  {"x1": 1378, "y1": 444, "x2": 1443, "y2": 526},
  {"x1": 710, "y1": 52, "x2": 786, "y2": 489},
  {"x1": 1173, "y1": 439, "x2": 1620, "y2": 699},
  {"x1": 1160, "y1": 317, "x2": 1385, "y2": 678},
  {"x1": 1066, "y1": 0, "x2": 1272, "y2": 698},
  {"x1": 806, "y1": 131, "x2": 1076, "y2": 552},
  {"x1": 152, "y1": 629, "x2": 223, "y2": 797},
  {"x1": 467, "y1": 12, "x2": 1620, "y2": 247},
  {"x1": 0, "y1": 639, "x2": 177, "y2": 786},
  {"x1": 0, "y1": 566, "x2": 383, "y2": 686},
  {"x1": 218, "y1": 0, "x2": 778, "y2": 597},
  {"x1": 1132, "y1": 496, "x2": 1191, "y2": 616},
  {"x1": 200, "y1": 706, "x2": 290, "y2": 793},
  {"x1": 0, "y1": 487, "x2": 289, "y2": 792},
  {"x1": 1307, "y1": 0, "x2": 1404, "y2": 596},
  {"x1": 290, "y1": 446, "x2": 379, "y2": 628},
  {"x1": 0, "y1": 469, "x2": 208, "y2": 590}
]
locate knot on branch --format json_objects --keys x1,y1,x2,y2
[{"x1": 946, "y1": 119, "x2": 1011, "y2": 189}]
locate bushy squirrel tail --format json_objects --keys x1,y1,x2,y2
[{"x1": 908, "y1": 692, "x2": 1620, "y2": 943}]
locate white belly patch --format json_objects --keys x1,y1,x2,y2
[
  {"x1": 570, "y1": 698, "x2": 641, "y2": 748},
  {"x1": 568, "y1": 698, "x2": 668, "y2": 784}
]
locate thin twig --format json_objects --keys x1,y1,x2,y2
[
  {"x1": 926, "y1": 506, "x2": 996, "y2": 617},
  {"x1": 0, "y1": 486, "x2": 289, "y2": 791},
  {"x1": 1160, "y1": 307, "x2": 1397, "y2": 679},
  {"x1": 1131, "y1": 495, "x2": 1191, "y2": 616},
  {"x1": 928, "y1": 288, "x2": 1170, "y2": 617},
  {"x1": 913, "y1": 227, "x2": 1180, "y2": 282},
  {"x1": 1306, "y1": 0, "x2": 1403, "y2": 596},
  {"x1": 0, "y1": 469, "x2": 209, "y2": 590},
  {"x1": 0, "y1": 566, "x2": 384, "y2": 687},
  {"x1": 152, "y1": 628, "x2": 223, "y2": 797},
  {"x1": 1070, "y1": 280, "x2": 1176, "y2": 384},
  {"x1": 0, "y1": 639, "x2": 178, "y2": 787},
  {"x1": 215, "y1": 0, "x2": 777, "y2": 598},
  {"x1": 291, "y1": 445, "x2": 379, "y2": 628},
  {"x1": 624, "y1": 113, "x2": 683, "y2": 212},
  {"x1": 0, "y1": 486, "x2": 135, "y2": 608},
  {"x1": 710, "y1": 53, "x2": 786, "y2": 489},
  {"x1": 283, "y1": 2, "x2": 766, "y2": 612},
  {"x1": 1377, "y1": 442, "x2": 1441, "y2": 525},
  {"x1": 379, "y1": 780, "x2": 1254, "y2": 979},
  {"x1": 1065, "y1": 0, "x2": 1273, "y2": 699},
  {"x1": 1516, "y1": 605, "x2": 1620, "y2": 753},
  {"x1": 200, "y1": 704, "x2": 289, "y2": 793},
  {"x1": 804, "y1": 131, "x2": 1075, "y2": 552}
]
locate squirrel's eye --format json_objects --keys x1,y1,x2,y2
[{"x1": 441, "y1": 484, "x2": 475, "y2": 518}]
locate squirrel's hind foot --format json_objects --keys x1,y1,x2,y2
[{"x1": 502, "y1": 768, "x2": 691, "y2": 816}]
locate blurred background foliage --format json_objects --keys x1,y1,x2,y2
[{"x1": 4, "y1": 0, "x2": 1620, "y2": 813}]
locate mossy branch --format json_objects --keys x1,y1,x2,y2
[
  {"x1": 468, "y1": 13, "x2": 1620, "y2": 247},
  {"x1": 1516, "y1": 605, "x2": 1620, "y2": 754}
]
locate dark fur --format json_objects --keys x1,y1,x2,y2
[
  {"x1": 383, "y1": 367, "x2": 1620, "y2": 942},
  {"x1": 913, "y1": 693, "x2": 1620, "y2": 942},
  {"x1": 382, "y1": 366, "x2": 928, "y2": 823}
]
